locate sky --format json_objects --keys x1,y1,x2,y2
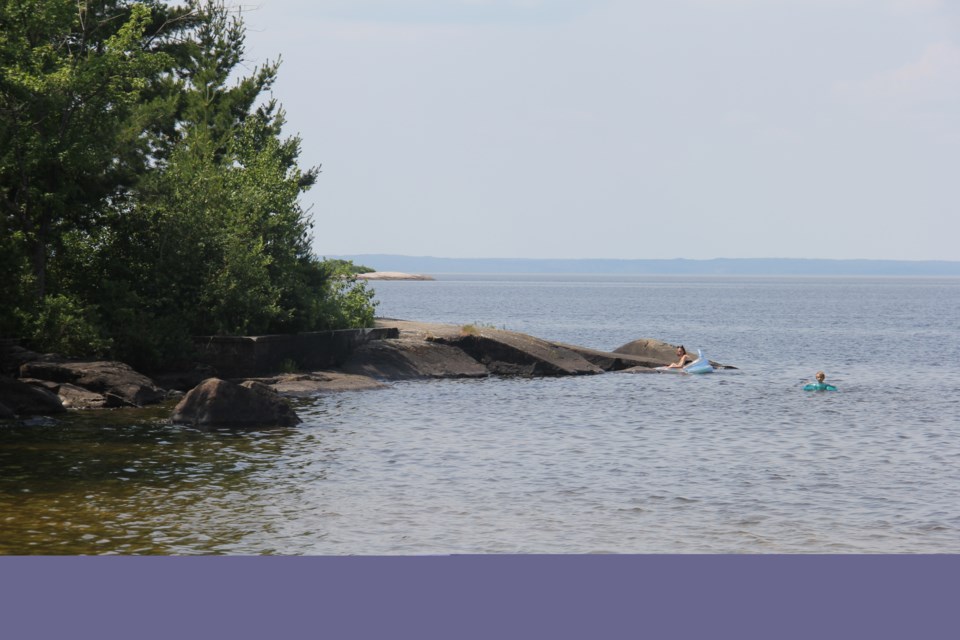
[{"x1": 239, "y1": 0, "x2": 960, "y2": 261}]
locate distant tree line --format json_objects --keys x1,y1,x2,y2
[
  {"x1": 0, "y1": 0, "x2": 376, "y2": 370},
  {"x1": 324, "y1": 259, "x2": 374, "y2": 275}
]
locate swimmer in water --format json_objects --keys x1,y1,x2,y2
[{"x1": 804, "y1": 371, "x2": 837, "y2": 391}]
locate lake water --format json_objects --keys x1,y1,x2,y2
[{"x1": 2, "y1": 275, "x2": 959, "y2": 554}]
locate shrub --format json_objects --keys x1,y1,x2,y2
[{"x1": 21, "y1": 294, "x2": 112, "y2": 358}]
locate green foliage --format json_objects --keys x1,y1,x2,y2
[
  {"x1": 324, "y1": 259, "x2": 375, "y2": 275},
  {"x1": 0, "y1": 1, "x2": 172, "y2": 299},
  {"x1": 0, "y1": 0, "x2": 378, "y2": 369},
  {"x1": 19, "y1": 294, "x2": 112, "y2": 358},
  {"x1": 315, "y1": 261, "x2": 379, "y2": 329},
  {"x1": 0, "y1": 231, "x2": 30, "y2": 336},
  {"x1": 278, "y1": 358, "x2": 301, "y2": 374}
]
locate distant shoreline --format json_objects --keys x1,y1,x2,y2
[
  {"x1": 355, "y1": 271, "x2": 435, "y2": 281},
  {"x1": 334, "y1": 255, "x2": 960, "y2": 277}
]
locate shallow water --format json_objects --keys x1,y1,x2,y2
[{"x1": 2, "y1": 275, "x2": 959, "y2": 554}]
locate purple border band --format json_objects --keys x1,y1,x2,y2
[{"x1": 2, "y1": 555, "x2": 956, "y2": 639}]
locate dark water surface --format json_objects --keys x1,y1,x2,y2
[{"x1": 3, "y1": 275, "x2": 959, "y2": 554}]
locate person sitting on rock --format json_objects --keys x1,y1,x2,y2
[{"x1": 666, "y1": 345, "x2": 693, "y2": 369}]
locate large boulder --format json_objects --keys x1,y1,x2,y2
[
  {"x1": 341, "y1": 339, "x2": 489, "y2": 380},
  {"x1": 171, "y1": 378, "x2": 300, "y2": 427},
  {"x1": 431, "y1": 328, "x2": 602, "y2": 377},
  {"x1": 19, "y1": 360, "x2": 165, "y2": 407},
  {"x1": 0, "y1": 376, "x2": 66, "y2": 416}
]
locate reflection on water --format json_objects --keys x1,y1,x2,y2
[
  {"x1": 3, "y1": 370, "x2": 959, "y2": 555},
  {"x1": 0, "y1": 405, "x2": 304, "y2": 555}
]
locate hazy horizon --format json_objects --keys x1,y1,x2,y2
[
  {"x1": 243, "y1": 1, "x2": 958, "y2": 262},
  {"x1": 330, "y1": 253, "x2": 960, "y2": 275}
]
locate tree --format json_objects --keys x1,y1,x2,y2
[
  {"x1": 84, "y1": 0, "x2": 375, "y2": 367},
  {"x1": 1, "y1": 0, "x2": 377, "y2": 365},
  {"x1": 0, "y1": 1, "x2": 169, "y2": 303}
]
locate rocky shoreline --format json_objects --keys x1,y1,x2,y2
[{"x1": 0, "y1": 319, "x2": 734, "y2": 427}]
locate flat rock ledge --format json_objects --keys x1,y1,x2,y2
[
  {"x1": 554, "y1": 343, "x2": 667, "y2": 371},
  {"x1": 360, "y1": 320, "x2": 735, "y2": 380},
  {"x1": 250, "y1": 372, "x2": 389, "y2": 396},
  {"x1": 342, "y1": 338, "x2": 489, "y2": 380},
  {"x1": 429, "y1": 330, "x2": 602, "y2": 377},
  {"x1": 354, "y1": 320, "x2": 684, "y2": 380}
]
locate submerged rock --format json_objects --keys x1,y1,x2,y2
[{"x1": 171, "y1": 378, "x2": 300, "y2": 427}]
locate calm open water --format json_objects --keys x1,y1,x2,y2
[{"x1": 2, "y1": 275, "x2": 959, "y2": 554}]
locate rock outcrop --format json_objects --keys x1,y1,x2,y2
[
  {"x1": 4, "y1": 320, "x2": 737, "y2": 427},
  {"x1": 19, "y1": 360, "x2": 165, "y2": 407},
  {"x1": 430, "y1": 328, "x2": 603, "y2": 377},
  {"x1": 360, "y1": 318, "x2": 672, "y2": 379},
  {"x1": 0, "y1": 376, "x2": 66, "y2": 416},
  {"x1": 342, "y1": 339, "x2": 489, "y2": 380},
  {"x1": 21, "y1": 379, "x2": 109, "y2": 409},
  {"x1": 368, "y1": 319, "x2": 681, "y2": 377},
  {"x1": 171, "y1": 378, "x2": 300, "y2": 427},
  {"x1": 552, "y1": 343, "x2": 668, "y2": 371},
  {"x1": 611, "y1": 338, "x2": 682, "y2": 364},
  {"x1": 257, "y1": 372, "x2": 388, "y2": 396}
]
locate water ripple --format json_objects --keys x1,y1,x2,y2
[{"x1": 3, "y1": 276, "x2": 960, "y2": 554}]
